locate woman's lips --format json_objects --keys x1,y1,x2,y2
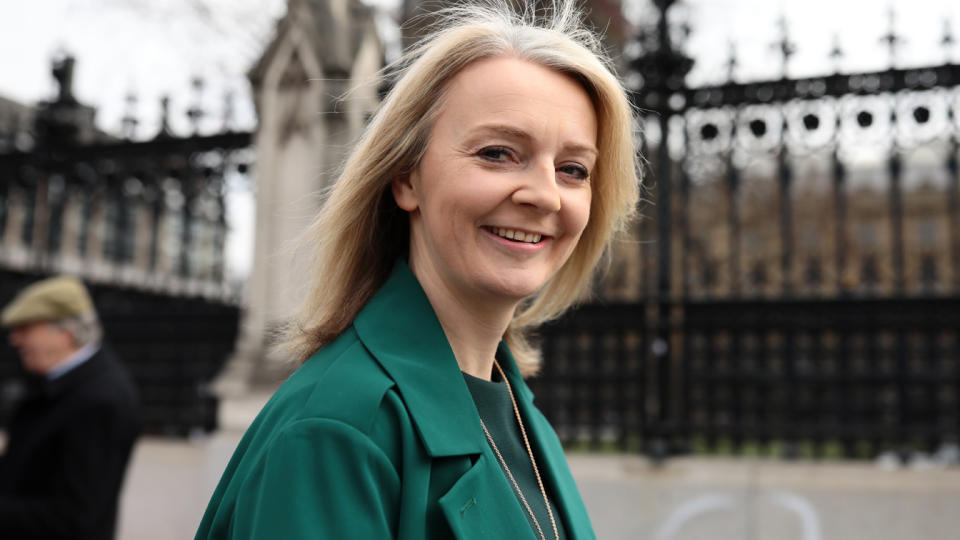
[{"x1": 481, "y1": 226, "x2": 552, "y2": 252}]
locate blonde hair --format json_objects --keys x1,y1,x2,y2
[{"x1": 281, "y1": 0, "x2": 640, "y2": 376}]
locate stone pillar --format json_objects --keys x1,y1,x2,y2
[{"x1": 213, "y1": 0, "x2": 382, "y2": 406}]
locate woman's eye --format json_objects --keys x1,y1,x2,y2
[
  {"x1": 558, "y1": 164, "x2": 590, "y2": 181},
  {"x1": 477, "y1": 146, "x2": 512, "y2": 162}
]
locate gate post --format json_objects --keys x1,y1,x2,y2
[{"x1": 627, "y1": 0, "x2": 694, "y2": 458}]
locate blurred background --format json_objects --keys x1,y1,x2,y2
[{"x1": 1, "y1": 0, "x2": 959, "y2": 538}]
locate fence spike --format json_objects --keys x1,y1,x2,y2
[
  {"x1": 770, "y1": 15, "x2": 796, "y2": 78},
  {"x1": 186, "y1": 76, "x2": 205, "y2": 135},
  {"x1": 222, "y1": 90, "x2": 235, "y2": 133},
  {"x1": 121, "y1": 91, "x2": 139, "y2": 140},
  {"x1": 829, "y1": 34, "x2": 844, "y2": 73},
  {"x1": 726, "y1": 41, "x2": 738, "y2": 82},
  {"x1": 879, "y1": 6, "x2": 903, "y2": 67},
  {"x1": 156, "y1": 95, "x2": 173, "y2": 139},
  {"x1": 943, "y1": 19, "x2": 955, "y2": 63}
]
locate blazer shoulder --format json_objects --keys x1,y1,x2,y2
[
  {"x1": 215, "y1": 327, "x2": 412, "y2": 494},
  {"x1": 265, "y1": 325, "x2": 400, "y2": 439}
]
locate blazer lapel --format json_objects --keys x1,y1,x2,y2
[
  {"x1": 354, "y1": 260, "x2": 485, "y2": 458},
  {"x1": 354, "y1": 261, "x2": 593, "y2": 539},
  {"x1": 438, "y1": 453, "x2": 538, "y2": 540},
  {"x1": 498, "y1": 344, "x2": 597, "y2": 540}
]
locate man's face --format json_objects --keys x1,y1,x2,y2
[{"x1": 7, "y1": 321, "x2": 75, "y2": 375}]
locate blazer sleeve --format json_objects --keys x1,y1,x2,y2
[{"x1": 231, "y1": 417, "x2": 401, "y2": 539}]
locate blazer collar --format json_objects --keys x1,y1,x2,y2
[
  {"x1": 354, "y1": 260, "x2": 488, "y2": 457},
  {"x1": 354, "y1": 261, "x2": 592, "y2": 538}
]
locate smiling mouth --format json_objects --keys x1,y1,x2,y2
[{"x1": 486, "y1": 226, "x2": 544, "y2": 244}]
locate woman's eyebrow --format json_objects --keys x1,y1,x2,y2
[
  {"x1": 562, "y1": 141, "x2": 598, "y2": 160},
  {"x1": 467, "y1": 124, "x2": 533, "y2": 143},
  {"x1": 465, "y1": 124, "x2": 598, "y2": 158}
]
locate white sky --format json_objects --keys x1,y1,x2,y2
[{"x1": 0, "y1": 0, "x2": 957, "y2": 280}]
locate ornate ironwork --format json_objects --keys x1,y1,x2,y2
[
  {"x1": 537, "y1": 2, "x2": 960, "y2": 459},
  {"x1": 0, "y1": 56, "x2": 251, "y2": 298},
  {"x1": 0, "y1": 55, "x2": 252, "y2": 436}
]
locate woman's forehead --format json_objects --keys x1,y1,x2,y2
[{"x1": 433, "y1": 56, "x2": 598, "y2": 149}]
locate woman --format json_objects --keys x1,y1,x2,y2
[{"x1": 196, "y1": 1, "x2": 639, "y2": 539}]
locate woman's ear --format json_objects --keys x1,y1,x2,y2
[{"x1": 391, "y1": 171, "x2": 419, "y2": 212}]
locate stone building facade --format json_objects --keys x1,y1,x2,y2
[{"x1": 215, "y1": 0, "x2": 382, "y2": 394}]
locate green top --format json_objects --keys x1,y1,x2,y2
[
  {"x1": 195, "y1": 260, "x2": 596, "y2": 539},
  {"x1": 462, "y1": 371, "x2": 569, "y2": 540}
]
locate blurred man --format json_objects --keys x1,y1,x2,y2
[{"x1": 0, "y1": 276, "x2": 140, "y2": 540}]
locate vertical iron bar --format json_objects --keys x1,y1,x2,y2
[
  {"x1": 708, "y1": 327, "x2": 718, "y2": 451},
  {"x1": 889, "y1": 87, "x2": 905, "y2": 294},
  {"x1": 727, "y1": 152, "x2": 741, "y2": 297},
  {"x1": 778, "y1": 140, "x2": 794, "y2": 295},
  {"x1": 889, "y1": 153, "x2": 905, "y2": 294},
  {"x1": 46, "y1": 178, "x2": 65, "y2": 256},
  {"x1": 782, "y1": 325, "x2": 798, "y2": 457},
  {"x1": 77, "y1": 186, "x2": 93, "y2": 257},
  {"x1": 639, "y1": 115, "x2": 652, "y2": 298},
  {"x1": 895, "y1": 319, "x2": 908, "y2": 457},
  {"x1": 833, "y1": 147, "x2": 848, "y2": 295},
  {"x1": 149, "y1": 184, "x2": 163, "y2": 272},
  {"x1": 680, "y1": 154, "x2": 691, "y2": 298},
  {"x1": 20, "y1": 181, "x2": 37, "y2": 251},
  {"x1": 0, "y1": 180, "x2": 8, "y2": 239},
  {"x1": 213, "y1": 190, "x2": 228, "y2": 282},
  {"x1": 538, "y1": 325, "x2": 557, "y2": 439},
  {"x1": 654, "y1": 2, "x2": 676, "y2": 452},
  {"x1": 837, "y1": 309, "x2": 853, "y2": 456},
  {"x1": 31, "y1": 176, "x2": 50, "y2": 267},
  {"x1": 655, "y1": 132, "x2": 673, "y2": 286},
  {"x1": 115, "y1": 184, "x2": 130, "y2": 264},
  {"x1": 591, "y1": 330, "x2": 603, "y2": 448},
  {"x1": 179, "y1": 182, "x2": 193, "y2": 278},
  {"x1": 731, "y1": 322, "x2": 744, "y2": 452},
  {"x1": 105, "y1": 183, "x2": 121, "y2": 280},
  {"x1": 947, "y1": 138, "x2": 959, "y2": 292},
  {"x1": 616, "y1": 324, "x2": 627, "y2": 450},
  {"x1": 655, "y1": 109, "x2": 672, "y2": 449}
]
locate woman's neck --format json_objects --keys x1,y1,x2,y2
[{"x1": 409, "y1": 261, "x2": 518, "y2": 381}]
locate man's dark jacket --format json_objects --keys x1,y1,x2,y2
[{"x1": 0, "y1": 345, "x2": 141, "y2": 540}]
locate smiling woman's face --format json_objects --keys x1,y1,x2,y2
[{"x1": 392, "y1": 55, "x2": 596, "y2": 306}]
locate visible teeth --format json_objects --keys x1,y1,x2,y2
[{"x1": 491, "y1": 227, "x2": 541, "y2": 244}]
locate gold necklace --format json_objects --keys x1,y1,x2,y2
[{"x1": 478, "y1": 360, "x2": 559, "y2": 540}]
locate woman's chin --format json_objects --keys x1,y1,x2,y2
[{"x1": 478, "y1": 274, "x2": 549, "y2": 303}]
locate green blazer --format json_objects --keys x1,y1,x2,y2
[{"x1": 195, "y1": 262, "x2": 596, "y2": 539}]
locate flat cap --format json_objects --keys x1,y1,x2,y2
[{"x1": 1, "y1": 276, "x2": 96, "y2": 328}]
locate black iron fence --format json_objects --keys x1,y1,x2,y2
[
  {"x1": 681, "y1": 297, "x2": 960, "y2": 457},
  {"x1": 0, "y1": 57, "x2": 248, "y2": 436},
  {"x1": 531, "y1": 3, "x2": 960, "y2": 460},
  {"x1": 531, "y1": 296, "x2": 960, "y2": 459}
]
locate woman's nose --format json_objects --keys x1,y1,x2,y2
[{"x1": 511, "y1": 161, "x2": 562, "y2": 213}]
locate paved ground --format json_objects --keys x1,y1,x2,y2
[
  {"x1": 569, "y1": 454, "x2": 960, "y2": 540},
  {"x1": 117, "y1": 435, "x2": 960, "y2": 540}
]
